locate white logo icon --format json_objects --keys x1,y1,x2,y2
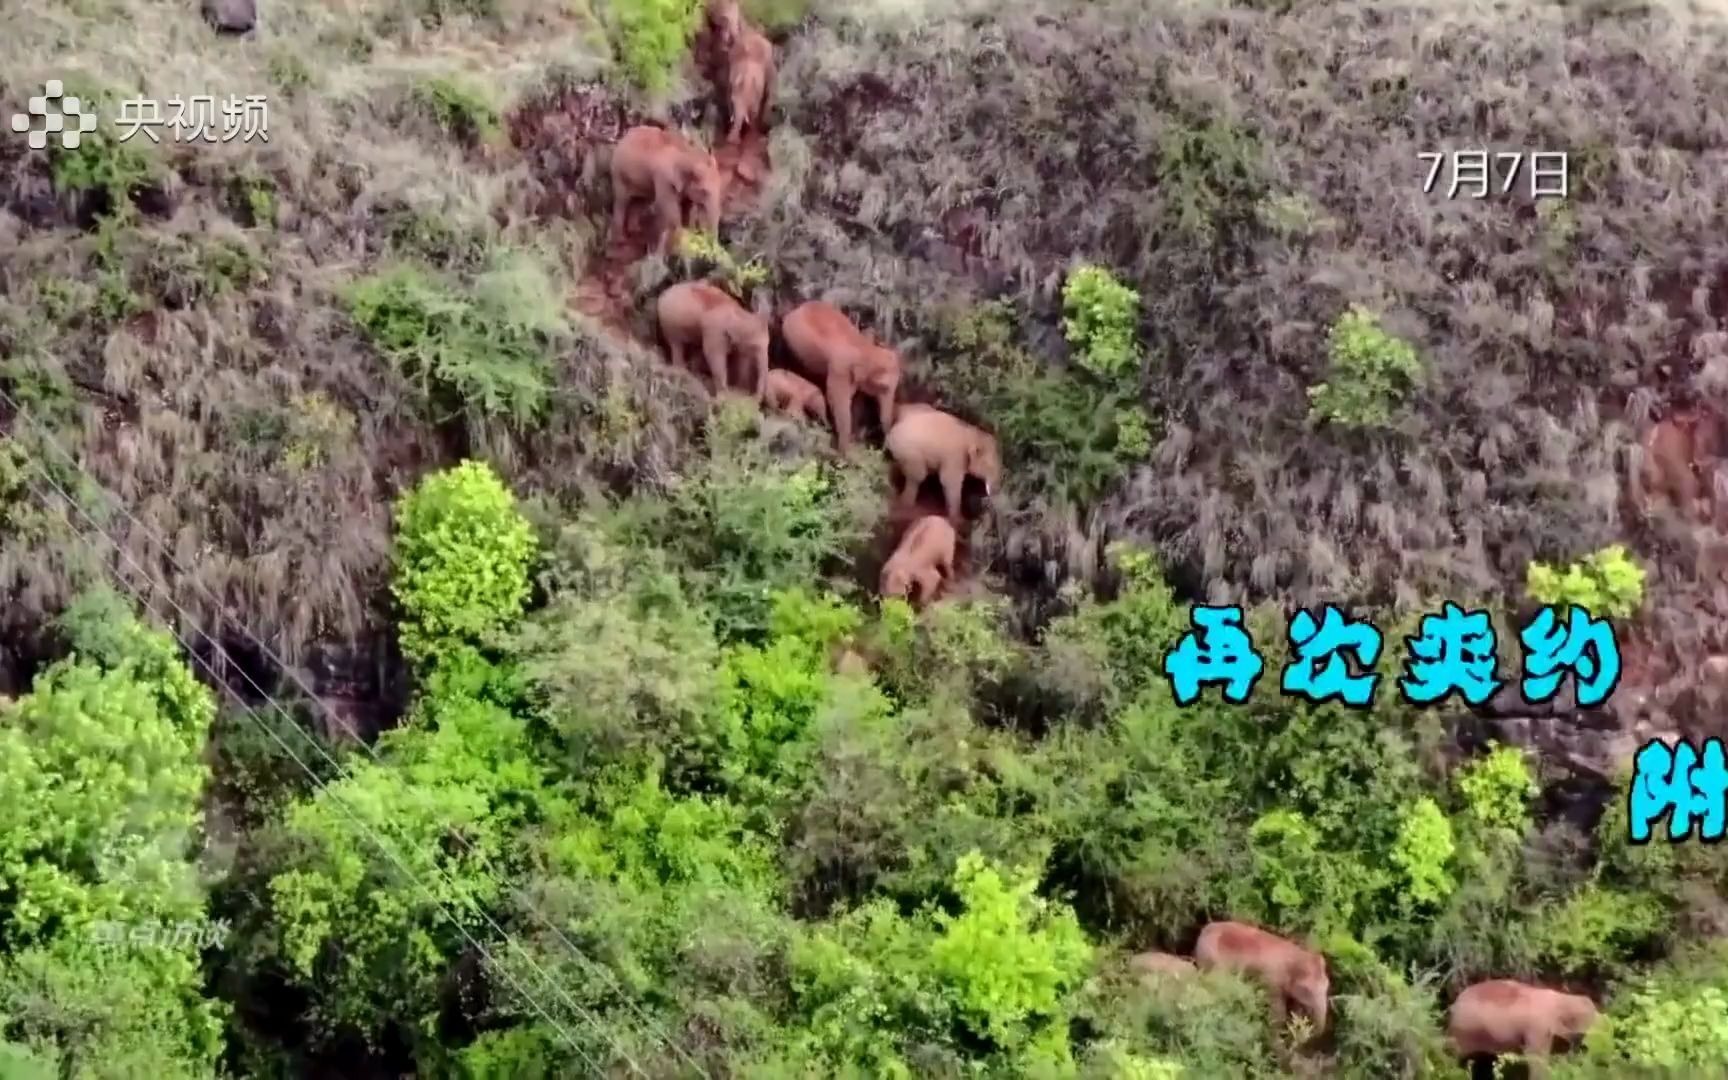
[{"x1": 10, "y1": 80, "x2": 99, "y2": 150}]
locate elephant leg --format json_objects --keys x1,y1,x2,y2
[
  {"x1": 875, "y1": 390, "x2": 896, "y2": 435},
  {"x1": 666, "y1": 332, "x2": 687, "y2": 373},
  {"x1": 827, "y1": 377, "x2": 855, "y2": 453},
  {"x1": 1266, "y1": 990, "x2": 1288, "y2": 1031},
  {"x1": 653, "y1": 177, "x2": 684, "y2": 254},
  {"x1": 804, "y1": 394, "x2": 826, "y2": 424},
  {"x1": 896, "y1": 460, "x2": 927, "y2": 511},
  {"x1": 937, "y1": 547, "x2": 955, "y2": 582},
  {"x1": 914, "y1": 566, "x2": 943, "y2": 605},
  {"x1": 1521, "y1": 1026, "x2": 1554, "y2": 1078},
  {"x1": 939, "y1": 460, "x2": 966, "y2": 522},
  {"x1": 727, "y1": 94, "x2": 745, "y2": 143},
  {"x1": 701, "y1": 326, "x2": 731, "y2": 395},
  {"x1": 610, "y1": 185, "x2": 632, "y2": 244}
]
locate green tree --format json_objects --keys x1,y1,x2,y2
[
  {"x1": 392, "y1": 459, "x2": 538, "y2": 667},
  {"x1": 0, "y1": 592, "x2": 225, "y2": 1077}
]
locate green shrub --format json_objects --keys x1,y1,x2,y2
[
  {"x1": 788, "y1": 851, "x2": 1092, "y2": 1072},
  {"x1": 1390, "y1": 797, "x2": 1455, "y2": 912},
  {"x1": 391, "y1": 459, "x2": 538, "y2": 666},
  {"x1": 1062, "y1": 265, "x2": 1142, "y2": 384},
  {"x1": 654, "y1": 400, "x2": 884, "y2": 640},
  {"x1": 1155, "y1": 118, "x2": 1265, "y2": 244},
  {"x1": 1456, "y1": 743, "x2": 1538, "y2": 837},
  {"x1": 1527, "y1": 884, "x2": 1668, "y2": 979},
  {"x1": 1307, "y1": 306, "x2": 1422, "y2": 429},
  {"x1": 933, "y1": 300, "x2": 1150, "y2": 507},
  {"x1": 228, "y1": 173, "x2": 279, "y2": 228},
  {"x1": 603, "y1": 0, "x2": 703, "y2": 92},
  {"x1": 345, "y1": 257, "x2": 562, "y2": 425},
  {"x1": 1525, "y1": 543, "x2": 1646, "y2": 618},
  {"x1": 411, "y1": 76, "x2": 501, "y2": 144},
  {"x1": 1565, "y1": 946, "x2": 1728, "y2": 1075},
  {"x1": 676, "y1": 229, "x2": 770, "y2": 299},
  {"x1": 45, "y1": 83, "x2": 157, "y2": 208}
]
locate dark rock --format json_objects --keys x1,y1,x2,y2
[{"x1": 202, "y1": 0, "x2": 256, "y2": 34}]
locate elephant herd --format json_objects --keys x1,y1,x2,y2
[
  {"x1": 1133, "y1": 921, "x2": 1600, "y2": 1072},
  {"x1": 612, "y1": 0, "x2": 1001, "y2": 607},
  {"x1": 598, "y1": 6, "x2": 1611, "y2": 1075}
]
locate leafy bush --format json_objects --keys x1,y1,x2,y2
[
  {"x1": 1390, "y1": 798, "x2": 1455, "y2": 912},
  {"x1": 788, "y1": 851, "x2": 1092, "y2": 1073},
  {"x1": 345, "y1": 256, "x2": 564, "y2": 425},
  {"x1": 603, "y1": 0, "x2": 703, "y2": 92},
  {"x1": 391, "y1": 459, "x2": 538, "y2": 666},
  {"x1": 411, "y1": 75, "x2": 501, "y2": 144},
  {"x1": 1155, "y1": 117, "x2": 1265, "y2": 244},
  {"x1": 1525, "y1": 544, "x2": 1646, "y2": 618},
  {"x1": 676, "y1": 229, "x2": 770, "y2": 298},
  {"x1": 1062, "y1": 265, "x2": 1142, "y2": 385},
  {"x1": 1562, "y1": 945, "x2": 1728, "y2": 1075},
  {"x1": 929, "y1": 301, "x2": 1154, "y2": 506},
  {"x1": 650, "y1": 400, "x2": 884, "y2": 640},
  {"x1": 1456, "y1": 744, "x2": 1538, "y2": 838},
  {"x1": 45, "y1": 83, "x2": 157, "y2": 209},
  {"x1": 1307, "y1": 306, "x2": 1422, "y2": 429},
  {"x1": 0, "y1": 594, "x2": 225, "y2": 1076}
]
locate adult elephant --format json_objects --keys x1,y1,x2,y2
[
  {"x1": 781, "y1": 301, "x2": 902, "y2": 453},
  {"x1": 610, "y1": 125, "x2": 723, "y2": 256},
  {"x1": 883, "y1": 404, "x2": 1000, "y2": 523},
  {"x1": 726, "y1": 26, "x2": 775, "y2": 143},
  {"x1": 656, "y1": 281, "x2": 768, "y2": 401},
  {"x1": 1447, "y1": 980, "x2": 1599, "y2": 1073},
  {"x1": 1194, "y1": 921, "x2": 1329, "y2": 1037}
]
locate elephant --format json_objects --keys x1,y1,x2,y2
[
  {"x1": 610, "y1": 126, "x2": 723, "y2": 256},
  {"x1": 883, "y1": 405, "x2": 1000, "y2": 523},
  {"x1": 1633, "y1": 409, "x2": 1724, "y2": 521},
  {"x1": 726, "y1": 27, "x2": 775, "y2": 143},
  {"x1": 879, "y1": 515, "x2": 957, "y2": 606},
  {"x1": 766, "y1": 369, "x2": 827, "y2": 424},
  {"x1": 1446, "y1": 980, "x2": 1600, "y2": 1073},
  {"x1": 1128, "y1": 951, "x2": 1197, "y2": 983},
  {"x1": 1194, "y1": 921, "x2": 1329, "y2": 1036},
  {"x1": 706, "y1": 0, "x2": 743, "y2": 54},
  {"x1": 781, "y1": 300, "x2": 903, "y2": 453},
  {"x1": 656, "y1": 281, "x2": 768, "y2": 401}
]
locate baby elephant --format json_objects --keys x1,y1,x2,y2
[
  {"x1": 1128, "y1": 951, "x2": 1197, "y2": 984},
  {"x1": 656, "y1": 281, "x2": 768, "y2": 401},
  {"x1": 1447, "y1": 980, "x2": 1600, "y2": 1073},
  {"x1": 879, "y1": 515, "x2": 957, "y2": 606},
  {"x1": 766, "y1": 369, "x2": 827, "y2": 424},
  {"x1": 1195, "y1": 921, "x2": 1329, "y2": 1036},
  {"x1": 884, "y1": 405, "x2": 1001, "y2": 524}
]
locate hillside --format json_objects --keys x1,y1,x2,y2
[{"x1": 2, "y1": 0, "x2": 1727, "y2": 1076}]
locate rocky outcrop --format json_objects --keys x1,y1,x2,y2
[{"x1": 201, "y1": 0, "x2": 257, "y2": 34}]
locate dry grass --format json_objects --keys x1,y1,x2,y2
[
  {"x1": 0, "y1": 0, "x2": 702, "y2": 673},
  {"x1": 729, "y1": 0, "x2": 1728, "y2": 739}
]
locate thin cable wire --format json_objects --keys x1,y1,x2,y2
[
  {"x1": 3, "y1": 389, "x2": 709, "y2": 1076},
  {"x1": 11, "y1": 456, "x2": 631, "y2": 1079}
]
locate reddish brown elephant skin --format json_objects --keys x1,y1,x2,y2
[{"x1": 781, "y1": 300, "x2": 902, "y2": 454}]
